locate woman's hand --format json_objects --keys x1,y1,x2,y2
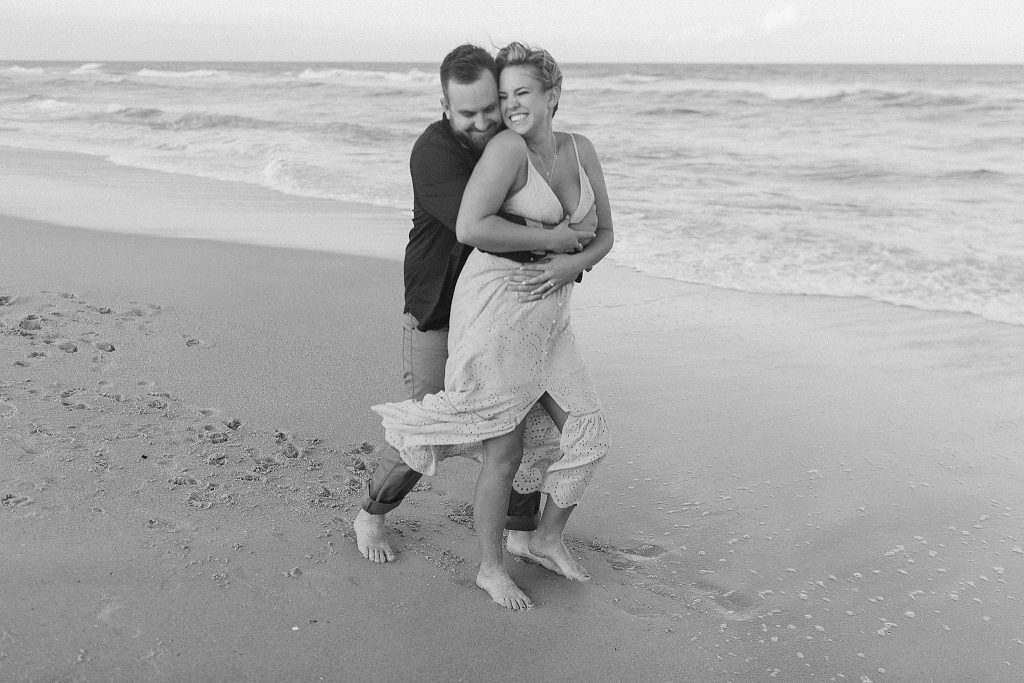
[{"x1": 506, "y1": 253, "x2": 585, "y2": 302}]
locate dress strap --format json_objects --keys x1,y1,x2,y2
[{"x1": 569, "y1": 133, "x2": 582, "y2": 171}]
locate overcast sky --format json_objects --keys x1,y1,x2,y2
[{"x1": 3, "y1": 0, "x2": 1022, "y2": 64}]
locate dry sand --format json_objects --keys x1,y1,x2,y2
[{"x1": 2, "y1": 150, "x2": 1024, "y2": 681}]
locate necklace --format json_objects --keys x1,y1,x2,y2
[{"x1": 529, "y1": 135, "x2": 559, "y2": 183}]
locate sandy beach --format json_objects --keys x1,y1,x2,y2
[{"x1": 3, "y1": 148, "x2": 1024, "y2": 682}]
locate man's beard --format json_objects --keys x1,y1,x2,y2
[{"x1": 456, "y1": 126, "x2": 497, "y2": 153}]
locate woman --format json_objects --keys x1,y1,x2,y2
[{"x1": 372, "y1": 42, "x2": 614, "y2": 610}]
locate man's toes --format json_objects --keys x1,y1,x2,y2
[{"x1": 505, "y1": 597, "x2": 528, "y2": 611}]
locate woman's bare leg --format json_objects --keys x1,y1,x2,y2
[
  {"x1": 528, "y1": 497, "x2": 590, "y2": 581},
  {"x1": 474, "y1": 422, "x2": 533, "y2": 610},
  {"x1": 505, "y1": 395, "x2": 566, "y2": 556},
  {"x1": 505, "y1": 393, "x2": 590, "y2": 581}
]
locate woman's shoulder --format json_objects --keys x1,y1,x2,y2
[
  {"x1": 488, "y1": 129, "x2": 528, "y2": 152},
  {"x1": 560, "y1": 131, "x2": 599, "y2": 164},
  {"x1": 479, "y1": 129, "x2": 528, "y2": 167}
]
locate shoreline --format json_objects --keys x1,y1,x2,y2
[
  {"x1": 3, "y1": 148, "x2": 1024, "y2": 680},
  {"x1": 3, "y1": 142, "x2": 1021, "y2": 330}
]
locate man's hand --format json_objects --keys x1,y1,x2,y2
[
  {"x1": 547, "y1": 218, "x2": 593, "y2": 254},
  {"x1": 569, "y1": 205, "x2": 598, "y2": 249},
  {"x1": 506, "y1": 253, "x2": 585, "y2": 302}
]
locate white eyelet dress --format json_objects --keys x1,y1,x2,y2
[{"x1": 372, "y1": 133, "x2": 609, "y2": 509}]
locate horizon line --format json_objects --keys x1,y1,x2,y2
[{"x1": 3, "y1": 58, "x2": 1023, "y2": 67}]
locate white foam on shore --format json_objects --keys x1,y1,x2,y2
[{"x1": 0, "y1": 145, "x2": 408, "y2": 261}]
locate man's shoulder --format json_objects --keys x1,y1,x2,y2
[
  {"x1": 413, "y1": 119, "x2": 457, "y2": 153},
  {"x1": 411, "y1": 120, "x2": 470, "y2": 178}
]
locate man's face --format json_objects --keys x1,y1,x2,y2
[{"x1": 442, "y1": 71, "x2": 501, "y2": 153}]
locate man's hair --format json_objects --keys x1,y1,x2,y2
[
  {"x1": 440, "y1": 44, "x2": 498, "y2": 99},
  {"x1": 496, "y1": 42, "x2": 563, "y2": 116}
]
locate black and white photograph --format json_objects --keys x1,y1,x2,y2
[{"x1": 2, "y1": 2, "x2": 1023, "y2": 680}]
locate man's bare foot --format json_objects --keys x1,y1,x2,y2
[
  {"x1": 353, "y1": 509, "x2": 395, "y2": 563},
  {"x1": 476, "y1": 567, "x2": 533, "y2": 610},
  {"x1": 527, "y1": 535, "x2": 590, "y2": 582}
]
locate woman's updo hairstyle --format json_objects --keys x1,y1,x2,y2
[{"x1": 496, "y1": 42, "x2": 563, "y2": 116}]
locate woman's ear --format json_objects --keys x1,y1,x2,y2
[{"x1": 548, "y1": 87, "x2": 561, "y2": 111}]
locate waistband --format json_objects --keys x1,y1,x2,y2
[{"x1": 477, "y1": 249, "x2": 547, "y2": 264}]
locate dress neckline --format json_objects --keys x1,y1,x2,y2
[{"x1": 524, "y1": 133, "x2": 587, "y2": 220}]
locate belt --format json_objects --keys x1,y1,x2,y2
[{"x1": 479, "y1": 249, "x2": 547, "y2": 263}]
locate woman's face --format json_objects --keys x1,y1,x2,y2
[{"x1": 499, "y1": 65, "x2": 554, "y2": 137}]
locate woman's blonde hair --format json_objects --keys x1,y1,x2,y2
[{"x1": 496, "y1": 42, "x2": 563, "y2": 116}]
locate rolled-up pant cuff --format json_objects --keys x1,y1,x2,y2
[
  {"x1": 361, "y1": 490, "x2": 404, "y2": 515},
  {"x1": 504, "y1": 490, "x2": 542, "y2": 531},
  {"x1": 361, "y1": 446, "x2": 422, "y2": 515},
  {"x1": 504, "y1": 509, "x2": 540, "y2": 531},
  {"x1": 361, "y1": 449, "x2": 543, "y2": 531}
]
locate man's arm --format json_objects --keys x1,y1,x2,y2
[{"x1": 410, "y1": 141, "x2": 472, "y2": 233}]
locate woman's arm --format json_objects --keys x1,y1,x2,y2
[
  {"x1": 508, "y1": 134, "x2": 615, "y2": 299},
  {"x1": 456, "y1": 131, "x2": 589, "y2": 254}
]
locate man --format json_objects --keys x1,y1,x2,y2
[{"x1": 354, "y1": 44, "x2": 593, "y2": 565}]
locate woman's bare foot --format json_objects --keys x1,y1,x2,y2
[
  {"x1": 353, "y1": 509, "x2": 395, "y2": 563},
  {"x1": 506, "y1": 530, "x2": 560, "y2": 571},
  {"x1": 476, "y1": 567, "x2": 533, "y2": 610},
  {"x1": 527, "y1": 535, "x2": 590, "y2": 582}
]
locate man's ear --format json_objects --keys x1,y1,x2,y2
[{"x1": 440, "y1": 97, "x2": 450, "y2": 116}]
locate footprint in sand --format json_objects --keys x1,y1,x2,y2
[
  {"x1": 1, "y1": 493, "x2": 34, "y2": 508},
  {"x1": 691, "y1": 579, "x2": 766, "y2": 620},
  {"x1": 620, "y1": 542, "x2": 668, "y2": 559},
  {"x1": 0, "y1": 401, "x2": 17, "y2": 418},
  {"x1": 122, "y1": 302, "x2": 162, "y2": 318},
  {"x1": 202, "y1": 429, "x2": 229, "y2": 444},
  {"x1": 617, "y1": 600, "x2": 673, "y2": 618},
  {"x1": 145, "y1": 517, "x2": 175, "y2": 531},
  {"x1": 183, "y1": 336, "x2": 215, "y2": 349},
  {"x1": 94, "y1": 342, "x2": 115, "y2": 352},
  {"x1": 606, "y1": 542, "x2": 667, "y2": 570},
  {"x1": 249, "y1": 450, "x2": 287, "y2": 468},
  {"x1": 186, "y1": 491, "x2": 213, "y2": 509},
  {"x1": 18, "y1": 316, "x2": 43, "y2": 331},
  {"x1": 58, "y1": 341, "x2": 78, "y2": 353}
]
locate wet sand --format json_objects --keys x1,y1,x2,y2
[{"x1": 2, "y1": 150, "x2": 1024, "y2": 681}]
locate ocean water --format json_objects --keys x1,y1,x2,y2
[{"x1": 2, "y1": 61, "x2": 1022, "y2": 325}]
